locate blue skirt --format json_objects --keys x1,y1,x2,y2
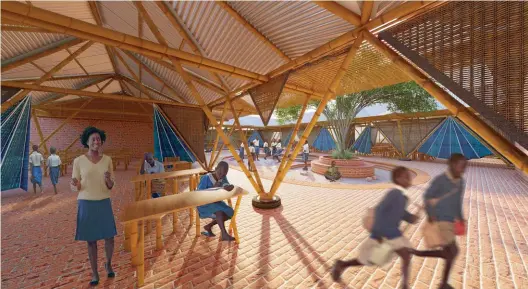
[
  {"x1": 75, "y1": 199, "x2": 117, "y2": 242},
  {"x1": 239, "y1": 148, "x2": 244, "y2": 159},
  {"x1": 302, "y1": 152, "x2": 309, "y2": 162},
  {"x1": 31, "y1": 166, "x2": 42, "y2": 185},
  {"x1": 197, "y1": 201, "x2": 234, "y2": 219},
  {"x1": 255, "y1": 147, "x2": 260, "y2": 155},
  {"x1": 49, "y1": 166, "x2": 60, "y2": 185}
]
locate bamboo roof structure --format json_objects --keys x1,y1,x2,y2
[{"x1": 1, "y1": 1, "x2": 438, "y2": 123}]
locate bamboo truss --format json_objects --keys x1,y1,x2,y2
[
  {"x1": 313, "y1": 1, "x2": 361, "y2": 26},
  {"x1": 268, "y1": 33, "x2": 365, "y2": 198},
  {"x1": 363, "y1": 31, "x2": 528, "y2": 174},
  {"x1": 208, "y1": 103, "x2": 228, "y2": 170}
]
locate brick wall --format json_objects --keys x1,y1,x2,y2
[{"x1": 30, "y1": 118, "x2": 153, "y2": 158}]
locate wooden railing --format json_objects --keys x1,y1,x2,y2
[{"x1": 121, "y1": 186, "x2": 248, "y2": 286}]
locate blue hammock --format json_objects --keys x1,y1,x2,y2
[
  {"x1": 247, "y1": 131, "x2": 264, "y2": 147},
  {"x1": 312, "y1": 128, "x2": 336, "y2": 152},
  {"x1": 153, "y1": 108, "x2": 195, "y2": 162},
  {"x1": 351, "y1": 126, "x2": 372, "y2": 154},
  {"x1": 1, "y1": 96, "x2": 31, "y2": 191},
  {"x1": 418, "y1": 117, "x2": 492, "y2": 159}
]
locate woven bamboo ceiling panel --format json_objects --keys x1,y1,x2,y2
[
  {"x1": 157, "y1": 105, "x2": 208, "y2": 164},
  {"x1": 387, "y1": 1, "x2": 528, "y2": 145},
  {"x1": 248, "y1": 72, "x2": 289, "y2": 126},
  {"x1": 337, "y1": 41, "x2": 411, "y2": 96},
  {"x1": 276, "y1": 90, "x2": 308, "y2": 109}
]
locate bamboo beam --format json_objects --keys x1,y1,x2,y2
[
  {"x1": 156, "y1": 1, "x2": 230, "y2": 93},
  {"x1": 216, "y1": 1, "x2": 290, "y2": 62},
  {"x1": 113, "y1": 49, "x2": 156, "y2": 99},
  {"x1": 34, "y1": 113, "x2": 150, "y2": 123},
  {"x1": 37, "y1": 76, "x2": 111, "y2": 106},
  {"x1": 209, "y1": 110, "x2": 243, "y2": 168},
  {"x1": 1, "y1": 81, "x2": 200, "y2": 108},
  {"x1": 363, "y1": 31, "x2": 528, "y2": 174},
  {"x1": 1, "y1": 2, "x2": 268, "y2": 82},
  {"x1": 8, "y1": 73, "x2": 114, "y2": 83},
  {"x1": 32, "y1": 110, "x2": 48, "y2": 154},
  {"x1": 1, "y1": 37, "x2": 83, "y2": 73},
  {"x1": 361, "y1": 1, "x2": 374, "y2": 25},
  {"x1": 122, "y1": 50, "x2": 188, "y2": 103},
  {"x1": 35, "y1": 106, "x2": 151, "y2": 117},
  {"x1": 268, "y1": 1, "x2": 433, "y2": 78},
  {"x1": 313, "y1": 1, "x2": 362, "y2": 26},
  {"x1": 38, "y1": 99, "x2": 93, "y2": 149},
  {"x1": 277, "y1": 95, "x2": 311, "y2": 173},
  {"x1": 268, "y1": 33, "x2": 364, "y2": 198},
  {"x1": 136, "y1": 5, "x2": 265, "y2": 194},
  {"x1": 2, "y1": 41, "x2": 93, "y2": 113}
]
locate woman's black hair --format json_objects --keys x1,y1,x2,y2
[{"x1": 80, "y1": 126, "x2": 106, "y2": 148}]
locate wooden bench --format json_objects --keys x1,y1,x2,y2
[
  {"x1": 121, "y1": 186, "x2": 248, "y2": 286},
  {"x1": 163, "y1": 161, "x2": 192, "y2": 171}
]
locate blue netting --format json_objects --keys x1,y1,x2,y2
[
  {"x1": 351, "y1": 126, "x2": 372, "y2": 154},
  {"x1": 1, "y1": 96, "x2": 31, "y2": 191},
  {"x1": 418, "y1": 117, "x2": 493, "y2": 159},
  {"x1": 247, "y1": 131, "x2": 264, "y2": 147},
  {"x1": 312, "y1": 128, "x2": 336, "y2": 152},
  {"x1": 153, "y1": 108, "x2": 195, "y2": 162}
]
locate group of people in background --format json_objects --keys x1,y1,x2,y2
[
  {"x1": 29, "y1": 144, "x2": 62, "y2": 194},
  {"x1": 239, "y1": 138, "x2": 311, "y2": 170}
]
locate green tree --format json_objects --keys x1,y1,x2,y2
[{"x1": 274, "y1": 81, "x2": 437, "y2": 158}]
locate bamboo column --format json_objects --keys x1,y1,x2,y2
[
  {"x1": 32, "y1": 111, "x2": 48, "y2": 155},
  {"x1": 2, "y1": 40, "x2": 93, "y2": 113},
  {"x1": 140, "y1": 4, "x2": 265, "y2": 195},
  {"x1": 209, "y1": 103, "x2": 228, "y2": 170},
  {"x1": 277, "y1": 95, "x2": 311, "y2": 173},
  {"x1": 363, "y1": 31, "x2": 528, "y2": 173},
  {"x1": 268, "y1": 33, "x2": 365, "y2": 198},
  {"x1": 396, "y1": 120, "x2": 406, "y2": 158},
  {"x1": 209, "y1": 111, "x2": 243, "y2": 168}
]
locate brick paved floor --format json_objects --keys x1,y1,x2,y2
[{"x1": 2, "y1": 157, "x2": 528, "y2": 289}]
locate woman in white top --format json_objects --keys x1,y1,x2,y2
[
  {"x1": 239, "y1": 142, "x2": 245, "y2": 160},
  {"x1": 263, "y1": 140, "x2": 269, "y2": 160},
  {"x1": 302, "y1": 141, "x2": 310, "y2": 171},
  {"x1": 71, "y1": 127, "x2": 116, "y2": 286},
  {"x1": 47, "y1": 146, "x2": 62, "y2": 194},
  {"x1": 29, "y1": 145, "x2": 44, "y2": 194}
]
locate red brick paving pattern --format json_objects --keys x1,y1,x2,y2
[{"x1": 2, "y1": 158, "x2": 528, "y2": 289}]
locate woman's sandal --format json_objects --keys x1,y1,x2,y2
[
  {"x1": 89, "y1": 278, "x2": 99, "y2": 286},
  {"x1": 104, "y1": 263, "x2": 115, "y2": 278}
]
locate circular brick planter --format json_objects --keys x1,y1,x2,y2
[{"x1": 311, "y1": 155, "x2": 375, "y2": 178}]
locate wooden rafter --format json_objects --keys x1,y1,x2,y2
[
  {"x1": 36, "y1": 106, "x2": 151, "y2": 117},
  {"x1": 216, "y1": 1, "x2": 290, "y2": 62},
  {"x1": 1, "y1": 24, "x2": 48, "y2": 33},
  {"x1": 361, "y1": 1, "x2": 374, "y2": 25},
  {"x1": 1, "y1": 81, "x2": 200, "y2": 108},
  {"x1": 1, "y1": 37, "x2": 83, "y2": 73},
  {"x1": 119, "y1": 75, "x2": 178, "y2": 103},
  {"x1": 1, "y1": 40, "x2": 93, "y2": 113},
  {"x1": 8, "y1": 73, "x2": 113, "y2": 83},
  {"x1": 36, "y1": 75, "x2": 112, "y2": 106},
  {"x1": 32, "y1": 109, "x2": 48, "y2": 154}
]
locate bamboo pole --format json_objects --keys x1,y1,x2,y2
[
  {"x1": 361, "y1": 1, "x2": 374, "y2": 25},
  {"x1": 113, "y1": 50, "x2": 159, "y2": 100},
  {"x1": 268, "y1": 33, "x2": 364, "y2": 198},
  {"x1": 1, "y1": 2, "x2": 268, "y2": 81},
  {"x1": 1, "y1": 81, "x2": 200, "y2": 108},
  {"x1": 38, "y1": 99, "x2": 94, "y2": 149},
  {"x1": 1, "y1": 37, "x2": 83, "y2": 73},
  {"x1": 130, "y1": 221, "x2": 138, "y2": 265},
  {"x1": 277, "y1": 95, "x2": 311, "y2": 173},
  {"x1": 32, "y1": 110, "x2": 48, "y2": 155},
  {"x1": 313, "y1": 1, "x2": 361, "y2": 26},
  {"x1": 2, "y1": 40, "x2": 93, "y2": 113},
  {"x1": 155, "y1": 219, "x2": 163, "y2": 250},
  {"x1": 1, "y1": 25, "x2": 49, "y2": 33},
  {"x1": 37, "y1": 76, "x2": 112, "y2": 106},
  {"x1": 136, "y1": 5, "x2": 264, "y2": 193},
  {"x1": 363, "y1": 31, "x2": 528, "y2": 174},
  {"x1": 209, "y1": 111, "x2": 243, "y2": 168},
  {"x1": 8, "y1": 73, "x2": 113, "y2": 83},
  {"x1": 35, "y1": 106, "x2": 151, "y2": 117},
  {"x1": 216, "y1": 1, "x2": 290, "y2": 62},
  {"x1": 209, "y1": 103, "x2": 228, "y2": 170}
]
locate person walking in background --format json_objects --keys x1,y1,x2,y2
[
  {"x1": 47, "y1": 146, "x2": 61, "y2": 194},
  {"x1": 302, "y1": 140, "x2": 310, "y2": 170},
  {"x1": 332, "y1": 166, "x2": 418, "y2": 289},
  {"x1": 263, "y1": 140, "x2": 269, "y2": 160},
  {"x1": 29, "y1": 144, "x2": 44, "y2": 194},
  {"x1": 252, "y1": 138, "x2": 260, "y2": 161},
  {"x1": 248, "y1": 143, "x2": 256, "y2": 171},
  {"x1": 239, "y1": 142, "x2": 245, "y2": 160},
  {"x1": 140, "y1": 152, "x2": 165, "y2": 198},
  {"x1": 411, "y1": 153, "x2": 467, "y2": 289},
  {"x1": 71, "y1": 127, "x2": 116, "y2": 286},
  {"x1": 271, "y1": 139, "x2": 277, "y2": 157}
]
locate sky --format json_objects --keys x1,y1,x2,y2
[{"x1": 225, "y1": 101, "x2": 446, "y2": 127}]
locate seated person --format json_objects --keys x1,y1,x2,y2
[
  {"x1": 140, "y1": 153, "x2": 165, "y2": 198},
  {"x1": 197, "y1": 161, "x2": 236, "y2": 241},
  {"x1": 325, "y1": 161, "x2": 341, "y2": 182}
]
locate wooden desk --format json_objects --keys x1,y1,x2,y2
[
  {"x1": 121, "y1": 186, "x2": 248, "y2": 286},
  {"x1": 163, "y1": 161, "x2": 192, "y2": 171}
]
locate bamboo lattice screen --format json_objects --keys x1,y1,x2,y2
[
  {"x1": 386, "y1": 1, "x2": 528, "y2": 148},
  {"x1": 248, "y1": 72, "x2": 289, "y2": 126}
]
